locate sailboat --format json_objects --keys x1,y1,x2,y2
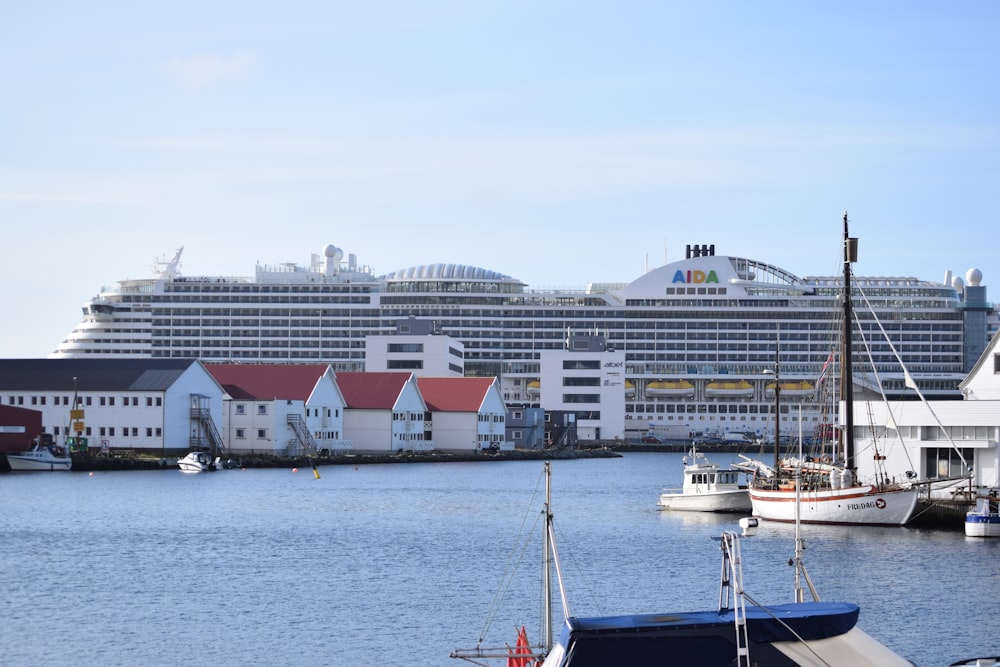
[
  {"x1": 453, "y1": 461, "x2": 913, "y2": 666},
  {"x1": 739, "y1": 212, "x2": 918, "y2": 526},
  {"x1": 451, "y1": 461, "x2": 564, "y2": 666}
]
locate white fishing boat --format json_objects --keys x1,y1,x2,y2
[
  {"x1": 657, "y1": 445, "x2": 750, "y2": 512},
  {"x1": 454, "y1": 462, "x2": 914, "y2": 666},
  {"x1": 6, "y1": 441, "x2": 72, "y2": 471},
  {"x1": 177, "y1": 451, "x2": 218, "y2": 473},
  {"x1": 742, "y1": 212, "x2": 919, "y2": 526},
  {"x1": 965, "y1": 488, "x2": 1000, "y2": 537}
]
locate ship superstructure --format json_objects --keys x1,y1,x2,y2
[{"x1": 52, "y1": 242, "x2": 988, "y2": 439}]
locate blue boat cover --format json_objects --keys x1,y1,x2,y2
[{"x1": 552, "y1": 602, "x2": 861, "y2": 666}]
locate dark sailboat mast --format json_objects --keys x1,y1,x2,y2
[
  {"x1": 772, "y1": 346, "x2": 781, "y2": 471},
  {"x1": 841, "y1": 211, "x2": 858, "y2": 470}
]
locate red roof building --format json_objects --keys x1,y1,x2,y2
[
  {"x1": 335, "y1": 372, "x2": 427, "y2": 454},
  {"x1": 416, "y1": 377, "x2": 508, "y2": 452},
  {"x1": 205, "y1": 364, "x2": 348, "y2": 455}
]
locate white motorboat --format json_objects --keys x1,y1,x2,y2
[
  {"x1": 6, "y1": 442, "x2": 73, "y2": 471},
  {"x1": 658, "y1": 446, "x2": 751, "y2": 512},
  {"x1": 965, "y1": 488, "x2": 1000, "y2": 537},
  {"x1": 177, "y1": 451, "x2": 219, "y2": 473}
]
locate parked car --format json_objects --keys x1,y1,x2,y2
[
  {"x1": 640, "y1": 435, "x2": 662, "y2": 444},
  {"x1": 693, "y1": 434, "x2": 723, "y2": 446}
]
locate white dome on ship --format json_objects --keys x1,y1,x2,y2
[
  {"x1": 966, "y1": 268, "x2": 982, "y2": 286},
  {"x1": 323, "y1": 244, "x2": 344, "y2": 261},
  {"x1": 952, "y1": 276, "x2": 965, "y2": 289},
  {"x1": 381, "y1": 263, "x2": 520, "y2": 283}
]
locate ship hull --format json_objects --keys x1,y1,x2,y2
[{"x1": 749, "y1": 485, "x2": 918, "y2": 525}]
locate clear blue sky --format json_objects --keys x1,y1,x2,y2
[{"x1": 3, "y1": 1, "x2": 998, "y2": 357}]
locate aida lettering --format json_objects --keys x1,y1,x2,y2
[{"x1": 671, "y1": 269, "x2": 720, "y2": 284}]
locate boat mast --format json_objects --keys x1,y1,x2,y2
[
  {"x1": 841, "y1": 211, "x2": 858, "y2": 470},
  {"x1": 772, "y1": 345, "x2": 781, "y2": 471},
  {"x1": 543, "y1": 461, "x2": 553, "y2": 652},
  {"x1": 543, "y1": 461, "x2": 571, "y2": 656}
]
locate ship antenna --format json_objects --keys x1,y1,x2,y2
[{"x1": 154, "y1": 246, "x2": 184, "y2": 279}]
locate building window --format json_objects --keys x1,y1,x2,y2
[
  {"x1": 562, "y1": 394, "x2": 600, "y2": 404},
  {"x1": 257, "y1": 429, "x2": 267, "y2": 439},
  {"x1": 235, "y1": 428, "x2": 245, "y2": 439},
  {"x1": 236, "y1": 404, "x2": 246, "y2": 415},
  {"x1": 257, "y1": 404, "x2": 267, "y2": 415},
  {"x1": 563, "y1": 360, "x2": 600, "y2": 370},
  {"x1": 924, "y1": 447, "x2": 974, "y2": 479},
  {"x1": 388, "y1": 343, "x2": 423, "y2": 353},
  {"x1": 387, "y1": 360, "x2": 423, "y2": 369}
]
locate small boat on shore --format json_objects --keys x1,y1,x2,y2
[
  {"x1": 178, "y1": 451, "x2": 219, "y2": 473},
  {"x1": 6, "y1": 441, "x2": 73, "y2": 472},
  {"x1": 965, "y1": 488, "x2": 1000, "y2": 537},
  {"x1": 658, "y1": 445, "x2": 751, "y2": 512}
]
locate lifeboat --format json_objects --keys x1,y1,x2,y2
[
  {"x1": 646, "y1": 380, "x2": 695, "y2": 397},
  {"x1": 765, "y1": 380, "x2": 815, "y2": 397},
  {"x1": 704, "y1": 380, "x2": 754, "y2": 398},
  {"x1": 526, "y1": 380, "x2": 540, "y2": 397},
  {"x1": 625, "y1": 381, "x2": 635, "y2": 397}
]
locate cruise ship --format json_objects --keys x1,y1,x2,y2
[{"x1": 51, "y1": 241, "x2": 994, "y2": 440}]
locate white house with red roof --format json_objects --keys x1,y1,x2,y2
[
  {"x1": 335, "y1": 371, "x2": 429, "y2": 454},
  {"x1": 205, "y1": 364, "x2": 349, "y2": 455},
  {"x1": 416, "y1": 377, "x2": 508, "y2": 452}
]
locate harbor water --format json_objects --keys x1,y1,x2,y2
[{"x1": 1, "y1": 452, "x2": 996, "y2": 666}]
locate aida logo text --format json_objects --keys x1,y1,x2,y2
[{"x1": 671, "y1": 269, "x2": 720, "y2": 284}]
